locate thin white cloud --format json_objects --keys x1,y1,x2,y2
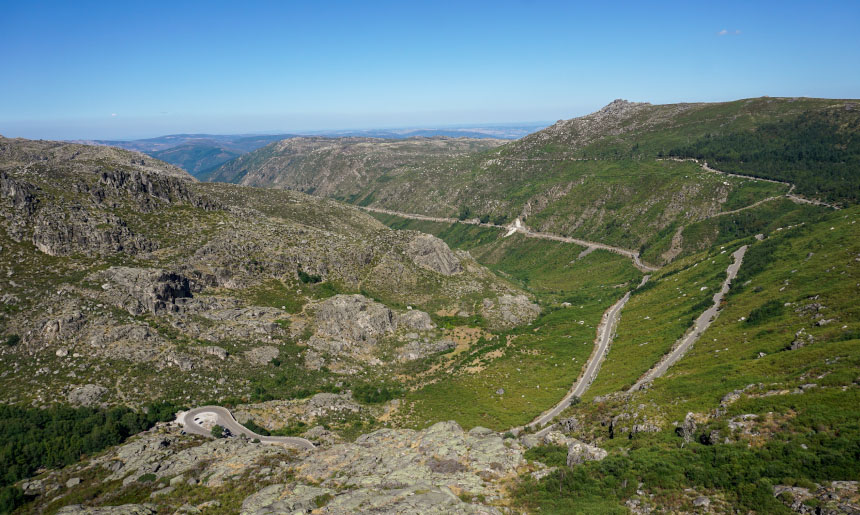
[
  {"x1": 111, "y1": 113, "x2": 117, "y2": 117},
  {"x1": 717, "y1": 29, "x2": 741, "y2": 36}
]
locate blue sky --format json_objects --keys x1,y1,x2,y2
[{"x1": 1, "y1": 0, "x2": 858, "y2": 140}]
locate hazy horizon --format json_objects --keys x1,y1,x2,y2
[{"x1": 2, "y1": 1, "x2": 859, "y2": 140}]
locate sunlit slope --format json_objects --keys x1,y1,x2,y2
[{"x1": 636, "y1": 205, "x2": 860, "y2": 420}]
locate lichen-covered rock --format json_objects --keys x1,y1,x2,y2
[
  {"x1": 677, "y1": 412, "x2": 697, "y2": 443},
  {"x1": 295, "y1": 420, "x2": 523, "y2": 507},
  {"x1": 304, "y1": 294, "x2": 399, "y2": 365},
  {"x1": 67, "y1": 384, "x2": 108, "y2": 407},
  {"x1": 481, "y1": 294, "x2": 540, "y2": 328},
  {"x1": 311, "y1": 294, "x2": 396, "y2": 344},
  {"x1": 306, "y1": 392, "x2": 361, "y2": 418},
  {"x1": 566, "y1": 439, "x2": 608, "y2": 466},
  {"x1": 42, "y1": 419, "x2": 521, "y2": 514},
  {"x1": 542, "y1": 431, "x2": 571, "y2": 447},
  {"x1": 203, "y1": 346, "x2": 228, "y2": 360},
  {"x1": 406, "y1": 233, "x2": 462, "y2": 275},
  {"x1": 240, "y1": 483, "x2": 333, "y2": 514},
  {"x1": 244, "y1": 346, "x2": 279, "y2": 365},
  {"x1": 33, "y1": 208, "x2": 155, "y2": 257},
  {"x1": 398, "y1": 309, "x2": 436, "y2": 331}
]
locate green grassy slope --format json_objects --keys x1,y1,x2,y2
[
  {"x1": 513, "y1": 205, "x2": 860, "y2": 513},
  {"x1": 370, "y1": 213, "x2": 643, "y2": 430},
  {"x1": 400, "y1": 247, "x2": 640, "y2": 430},
  {"x1": 639, "y1": 206, "x2": 860, "y2": 419},
  {"x1": 585, "y1": 244, "x2": 740, "y2": 399}
]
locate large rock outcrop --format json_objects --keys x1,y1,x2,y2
[
  {"x1": 304, "y1": 294, "x2": 438, "y2": 367},
  {"x1": 566, "y1": 438, "x2": 608, "y2": 466},
  {"x1": 311, "y1": 294, "x2": 397, "y2": 345},
  {"x1": 406, "y1": 233, "x2": 462, "y2": 275},
  {"x1": 95, "y1": 267, "x2": 192, "y2": 315},
  {"x1": 33, "y1": 209, "x2": 155, "y2": 257},
  {"x1": 31, "y1": 420, "x2": 523, "y2": 513},
  {"x1": 481, "y1": 294, "x2": 541, "y2": 328}
]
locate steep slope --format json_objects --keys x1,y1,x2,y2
[{"x1": 0, "y1": 137, "x2": 529, "y2": 413}]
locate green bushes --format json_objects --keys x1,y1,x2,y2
[
  {"x1": 515, "y1": 388, "x2": 860, "y2": 513},
  {"x1": 0, "y1": 486, "x2": 24, "y2": 514},
  {"x1": 242, "y1": 419, "x2": 271, "y2": 436},
  {"x1": 745, "y1": 299, "x2": 784, "y2": 325},
  {"x1": 210, "y1": 425, "x2": 225, "y2": 438},
  {"x1": 297, "y1": 268, "x2": 322, "y2": 284},
  {"x1": 515, "y1": 436, "x2": 859, "y2": 513},
  {"x1": 524, "y1": 445, "x2": 568, "y2": 467},
  {"x1": 669, "y1": 109, "x2": 860, "y2": 204},
  {"x1": 457, "y1": 205, "x2": 472, "y2": 221},
  {"x1": 2, "y1": 334, "x2": 19, "y2": 347},
  {"x1": 492, "y1": 214, "x2": 509, "y2": 225},
  {"x1": 351, "y1": 384, "x2": 402, "y2": 404}
]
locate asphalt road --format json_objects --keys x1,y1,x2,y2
[
  {"x1": 630, "y1": 245, "x2": 748, "y2": 391},
  {"x1": 179, "y1": 406, "x2": 316, "y2": 450},
  {"x1": 359, "y1": 206, "x2": 659, "y2": 272}
]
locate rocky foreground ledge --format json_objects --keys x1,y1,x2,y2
[{"x1": 23, "y1": 419, "x2": 560, "y2": 514}]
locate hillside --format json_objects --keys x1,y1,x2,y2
[
  {"x1": 207, "y1": 136, "x2": 506, "y2": 195},
  {"x1": 0, "y1": 136, "x2": 534, "y2": 414},
  {"x1": 2, "y1": 97, "x2": 858, "y2": 514},
  {"x1": 149, "y1": 144, "x2": 242, "y2": 178},
  {"x1": 513, "y1": 204, "x2": 860, "y2": 513},
  {"x1": 76, "y1": 134, "x2": 296, "y2": 180},
  {"x1": 210, "y1": 97, "x2": 858, "y2": 262}
]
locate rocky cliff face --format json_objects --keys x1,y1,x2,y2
[{"x1": 96, "y1": 267, "x2": 193, "y2": 315}]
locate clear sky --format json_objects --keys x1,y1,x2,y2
[{"x1": 1, "y1": 0, "x2": 858, "y2": 140}]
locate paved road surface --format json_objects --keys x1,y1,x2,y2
[
  {"x1": 179, "y1": 406, "x2": 315, "y2": 450},
  {"x1": 359, "y1": 206, "x2": 659, "y2": 272},
  {"x1": 630, "y1": 245, "x2": 748, "y2": 391}
]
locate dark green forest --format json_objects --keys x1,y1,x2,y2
[
  {"x1": 668, "y1": 109, "x2": 860, "y2": 204},
  {"x1": 0, "y1": 402, "x2": 180, "y2": 513}
]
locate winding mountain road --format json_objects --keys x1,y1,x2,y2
[
  {"x1": 630, "y1": 245, "x2": 747, "y2": 391},
  {"x1": 359, "y1": 206, "x2": 659, "y2": 272},
  {"x1": 178, "y1": 406, "x2": 316, "y2": 450},
  {"x1": 664, "y1": 158, "x2": 840, "y2": 210}
]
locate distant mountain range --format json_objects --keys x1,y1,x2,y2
[{"x1": 71, "y1": 124, "x2": 547, "y2": 178}]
